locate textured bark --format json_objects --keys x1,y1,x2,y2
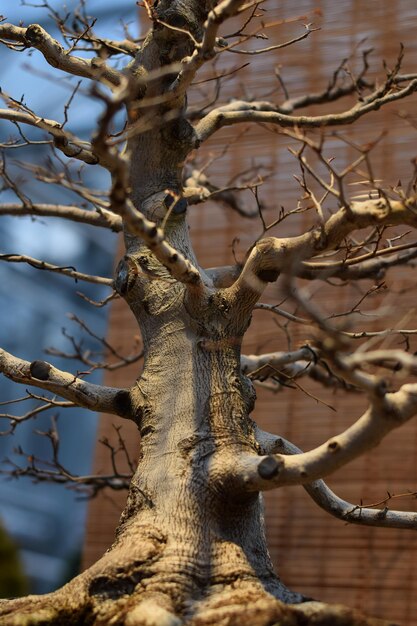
[{"x1": 0, "y1": 185, "x2": 393, "y2": 618}]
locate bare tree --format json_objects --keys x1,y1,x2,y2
[{"x1": 0, "y1": 1, "x2": 417, "y2": 624}]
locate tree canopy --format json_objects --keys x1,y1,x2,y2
[{"x1": 0, "y1": 2, "x2": 416, "y2": 625}]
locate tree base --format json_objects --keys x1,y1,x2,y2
[{"x1": 0, "y1": 586, "x2": 398, "y2": 626}]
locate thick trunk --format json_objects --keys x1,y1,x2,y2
[
  {"x1": 111, "y1": 239, "x2": 302, "y2": 611},
  {"x1": 0, "y1": 290, "x2": 393, "y2": 625}
]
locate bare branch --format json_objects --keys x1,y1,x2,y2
[
  {"x1": 114, "y1": 199, "x2": 203, "y2": 286},
  {"x1": 167, "y1": 0, "x2": 248, "y2": 98},
  {"x1": 241, "y1": 346, "x2": 316, "y2": 375},
  {"x1": 256, "y1": 432, "x2": 417, "y2": 530},
  {"x1": 67, "y1": 34, "x2": 139, "y2": 58},
  {"x1": 0, "y1": 108, "x2": 98, "y2": 164},
  {"x1": 0, "y1": 394, "x2": 75, "y2": 435},
  {"x1": 342, "y1": 349, "x2": 417, "y2": 373},
  {"x1": 0, "y1": 349, "x2": 129, "y2": 417},
  {"x1": 14, "y1": 159, "x2": 113, "y2": 214},
  {"x1": 0, "y1": 23, "x2": 122, "y2": 86},
  {"x1": 76, "y1": 291, "x2": 118, "y2": 308},
  {"x1": 0, "y1": 203, "x2": 122, "y2": 231},
  {"x1": 2, "y1": 419, "x2": 132, "y2": 496},
  {"x1": 0, "y1": 254, "x2": 113, "y2": 286},
  {"x1": 253, "y1": 302, "x2": 309, "y2": 325},
  {"x1": 300, "y1": 246, "x2": 417, "y2": 281},
  {"x1": 223, "y1": 382, "x2": 417, "y2": 491},
  {"x1": 343, "y1": 328, "x2": 417, "y2": 340},
  {"x1": 183, "y1": 168, "x2": 259, "y2": 217},
  {"x1": 309, "y1": 481, "x2": 417, "y2": 530},
  {"x1": 194, "y1": 77, "x2": 417, "y2": 142},
  {"x1": 240, "y1": 346, "x2": 348, "y2": 392},
  {"x1": 225, "y1": 194, "x2": 417, "y2": 307},
  {"x1": 227, "y1": 23, "x2": 318, "y2": 55},
  {"x1": 45, "y1": 314, "x2": 144, "y2": 372},
  {"x1": 277, "y1": 48, "x2": 374, "y2": 113},
  {"x1": 91, "y1": 83, "x2": 204, "y2": 288},
  {"x1": 2, "y1": 463, "x2": 131, "y2": 496}
]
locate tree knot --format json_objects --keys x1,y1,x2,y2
[
  {"x1": 25, "y1": 24, "x2": 44, "y2": 44},
  {"x1": 115, "y1": 256, "x2": 139, "y2": 296},
  {"x1": 29, "y1": 360, "x2": 51, "y2": 381},
  {"x1": 258, "y1": 455, "x2": 281, "y2": 479}
]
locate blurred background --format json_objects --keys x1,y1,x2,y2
[{"x1": 0, "y1": 0, "x2": 137, "y2": 595}]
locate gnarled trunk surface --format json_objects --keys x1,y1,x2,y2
[{"x1": 0, "y1": 288, "x2": 394, "y2": 624}]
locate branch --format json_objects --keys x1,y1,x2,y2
[
  {"x1": 0, "y1": 109, "x2": 98, "y2": 165},
  {"x1": 66, "y1": 34, "x2": 139, "y2": 58},
  {"x1": 240, "y1": 346, "x2": 347, "y2": 393},
  {"x1": 115, "y1": 200, "x2": 203, "y2": 286},
  {"x1": 343, "y1": 328, "x2": 417, "y2": 340},
  {"x1": 183, "y1": 168, "x2": 259, "y2": 217},
  {"x1": 268, "y1": 435, "x2": 417, "y2": 530},
  {"x1": 2, "y1": 463, "x2": 131, "y2": 496},
  {"x1": 167, "y1": 0, "x2": 248, "y2": 98},
  {"x1": 253, "y1": 302, "x2": 309, "y2": 325},
  {"x1": 225, "y1": 195, "x2": 417, "y2": 306},
  {"x1": 255, "y1": 428, "x2": 417, "y2": 529},
  {"x1": 0, "y1": 349, "x2": 131, "y2": 417},
  {"x1": 0, "y1": 254, "x2": 113, "y2": 286},
  {"x1": 300, "y1": 245, "x2": 417, "y2": 281},
  {"x1": 227, "y1": 23, "x2": 318, "y2": 56},
  {"x1": 308, "y1": 480, "x2": 417, "y2": 530},
  {"x1": 45, "y1": 313, "x2": 143, "y2": 373},
  {"x1": 0, "y1": 23, "x2": 122, "y2": 86},
  {"x1": 201, "y1": 0, "x2": 248, "y2": 57},
  {"x1": 2, "y1": 418, "x2": 133, "y2": 496},
  {"x1": 12, "y1": 160, "x2": 113, "y2": 214},
  {"x1": 0, "y1": 203, "x2": 122, "y2": 232},
  {"x1": 0, "y1": 393, "x2": 74, "y2": 435},
  {"x1": 241, "y1": 346, "x2": 316, "y2": 375},
  {"x1": 342, "y1": 349, "x2": 417, "y2": 373},
  {"x1": 194, "y1": 77, "x2": 417, "y2": 142},
  {"x1": 223, "y1": 382, "x2": 417, "y2": 491},
  {"x1": 276, "y1": 48, "x2": 373, "y2": 114}
]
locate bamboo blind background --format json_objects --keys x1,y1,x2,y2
[{"x1": 83, "y1": 2, "x2": 417, "y2": 623}]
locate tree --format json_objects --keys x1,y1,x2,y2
[{"x1": 0, "y1": 1, "x2": 417, "y2": 624}]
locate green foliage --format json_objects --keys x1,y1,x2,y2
[{"x1": 0, "y1": 521, "x2": 28, "y2": 598}]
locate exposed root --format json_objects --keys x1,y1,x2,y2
[
  {"x1": 189, "y1": 586, "x2": 292, "y2": 626},
  {"x1": 0, "y1": 593, "x2": 88, "y2": 626},
  {"x1": 290, "y1": 601, "x2": 399, "y2": 626},
  {"x1": 188, "y1": 585, "x2": 397, "y2": 626},
  {"x1": 0, "y1": 526, "x2": 398, "y2": 626},
  {"x1": 0, "y1": 590, "x2": 399, "y2": 626},
  {"x1": 125, "y1": 600, "x2": 183, "y2": 626}
]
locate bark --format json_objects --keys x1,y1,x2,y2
[
  {"x1": 0, "y1": 283, "x2": 395, "y2": 620},
  {"x1": 0, "y1": 3, "x2": 407, "y2": 625}
]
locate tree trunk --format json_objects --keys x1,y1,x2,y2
[
  {"x1": 0, "y1": 264, "x2": 394, "y2": 625},
  {"x1": 0, "y1": 136, "x2": 398, "y2": 626}
]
